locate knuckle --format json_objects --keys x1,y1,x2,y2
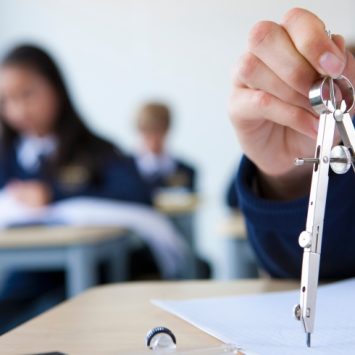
[
  {"x1": 282, "y1": 7, "x2": 305, "y2": 26},
  {"x1": 248, "y1": 21, "x2": 276, "y2": 51},
  {"x1": 253, "y1": 91, "x2": 272, "y2": 110},
  {"x1": 282, "y1": 8, "x2": 324, "y2": 32},
  {"x1": 236, "y1": 53, "x2": 259, "y2": 83},
  {"x1": 299, "y1": 35, "x2": 326, "y2": 58}
]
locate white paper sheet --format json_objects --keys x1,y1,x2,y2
[
  {"x1": 153, "y1": 278, "x2": 355, "y2": 355},
  {"x1": 0, "y1": 194, "x2": 190, "y2": 278}
]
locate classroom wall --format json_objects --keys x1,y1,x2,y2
[{"x1": 1, "y1": 0, "x2": 354, "y2": 277}]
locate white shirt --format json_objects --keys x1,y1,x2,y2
[
  {"x1": 135, "y1": 150, "x2": 177, "y2": 179},
  {"x1": 16, "y1": 135, "x2": 58, "y2": 172}
]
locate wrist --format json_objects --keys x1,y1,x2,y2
[{"x1": 256, "y1": 165, "x2": 313, "y2": 201}]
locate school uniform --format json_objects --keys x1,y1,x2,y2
[
  {"x1": 134, "y1": 150, "x2": 196, "y2": 196},
  {"x1": 0, "y1": 135, "x2": 151, "y2": 333},
  {"x1": 235, "y1": 152, "x2": 355, "y2": 279},
  {"x1": 0, "y1": 135, "x2": 151, "y2": 205},
  {"x1": 133, "y1": 150, "x2": 212, "y2": 279}
]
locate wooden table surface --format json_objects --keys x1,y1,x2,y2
[
  {"x1": 154, "y1": 193, "x2": 199, "y2": 215},
  {"x1": 0, "y1": 279, "x2": 299, "y2": 354},
  {"x1": 217, "y1": 212, "x2": 246, "y2": 239},
  {"x1": 0, "y1": 226, "x2": 125, "y2": 248}
]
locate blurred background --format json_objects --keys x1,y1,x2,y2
[
  {"x1": 0, "y1": 0, "x2": 354, "y2": 333},
  {"x1": 1, "y1": 0, "x2": 353, "y2": 277}
]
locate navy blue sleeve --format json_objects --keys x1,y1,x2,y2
[{"x1": 236, "y1": 156, "x2": 355, "y2": 279}]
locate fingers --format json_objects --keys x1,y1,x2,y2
[
  {"x1": 247, "y1": 8, "x2": 349, "y2": 98},
  {"x1": 342, "y1": 51, "x2": 355, "y2": 115},
  {"x1": 281, "y1": 8, "x2": 346, "y2": 78},
  {"x1": 234, "y1": 53, "x2": 315, "y2": 114},
  {"x1": 229, "y1": 87, "x2": 318, "y2": 139},
  {"x1": 342, "y1": 50, "x2": 355, "y2": 82},
  {"x1": 248, "y1": 20, "x2": 317, "y2": 96},
  {"x1": 332, "y1": 34, "x2": 346, "y2": 54},
  {"x1": 231, "y1": 8, "x2": 352, "y2": 147}
]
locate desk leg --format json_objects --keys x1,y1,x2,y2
[
  {"x1": 169, "y1": 214, "x2": 195, "y2": 250},
  {"x1": 66, "y1": 245, "x2": 98, "y2": 298},
  {"x1": 168, "y1": 214, "x2": 200, "y2": 279},
  {"x1": 225, "y1": 238, "x2": 259, "y2": 279},
  {"x1": 107, "y1": 237, "x2": 129, "y2": 282}
]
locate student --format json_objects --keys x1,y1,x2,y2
[
  {"x1": 0, "y1": 44, "x2": 151, "y2": 332},
  {"x1": 134, "y1": 102, "x2": 196, "y2": 197},
  {"x1": 229, "y1": 8, "x2": 355, "y2": 279},
  {"x1": 134, "y1": 103, "x2": 211, "y2": 278},
  {"x1": 0, "y1": 45, "x2": 151, "y2": 207}
]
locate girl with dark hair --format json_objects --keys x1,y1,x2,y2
[
  {"x1": 0, "y1": 44, "x2": 151, "y2": 332},
  {"x1": 0, "y1": 44, "x2": 151, "y2": 206}
]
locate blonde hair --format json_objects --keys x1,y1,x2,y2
[{"x1": 136, "y1": 103, "x2": 171, "y2": 132}]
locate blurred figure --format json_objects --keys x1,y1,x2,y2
[
  {"x1": 134, "y1": 103, "x2": 211, "y2": 279},
  {"x1": 0, "y1": 44, "x2": 151, "y2": 333},
  {"x1": 225, "y1": 167, "x2": 239, "y2": 210},
  {"x1": 134, "y1": 103, "x2": 197, "y2": 198},
  {"x1": 0, "y1": 45, "x2": 151, "y2": 208}
]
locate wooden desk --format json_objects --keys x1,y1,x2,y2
[
  {"x1": 0, "y1": 226, "x2": 127, "y2": 297},
  {"x1": 0, "y1": 279, "x2": 299, "y2": 354},
  {"x1": 217, "y1": 212, "x2": 246, "y2": 239},
  {"x1": 154, "y1": 193, "x2": 199, "y2": 215}
]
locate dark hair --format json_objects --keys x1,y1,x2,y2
[{"x1": 0, "y1": 44, "x2": 122, "y2": 177}]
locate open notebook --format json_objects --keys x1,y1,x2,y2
[{"x1": 153, "y1": 278, "x2": 355, "y2": 355}]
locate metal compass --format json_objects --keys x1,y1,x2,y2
[{"x1": 293, "y1": 31, "x2": 355, "y2": 348}]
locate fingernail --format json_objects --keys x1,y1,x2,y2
[{"x1": 319, "y1": 52, "x2": 345, "y2": 78}]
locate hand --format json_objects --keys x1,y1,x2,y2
[
  {"x1": 7, "y1": 180, "x2": 52, "y2": 208},
  {"x1": 229, "y1": 8, "x2": 355, "y2": 199}
]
